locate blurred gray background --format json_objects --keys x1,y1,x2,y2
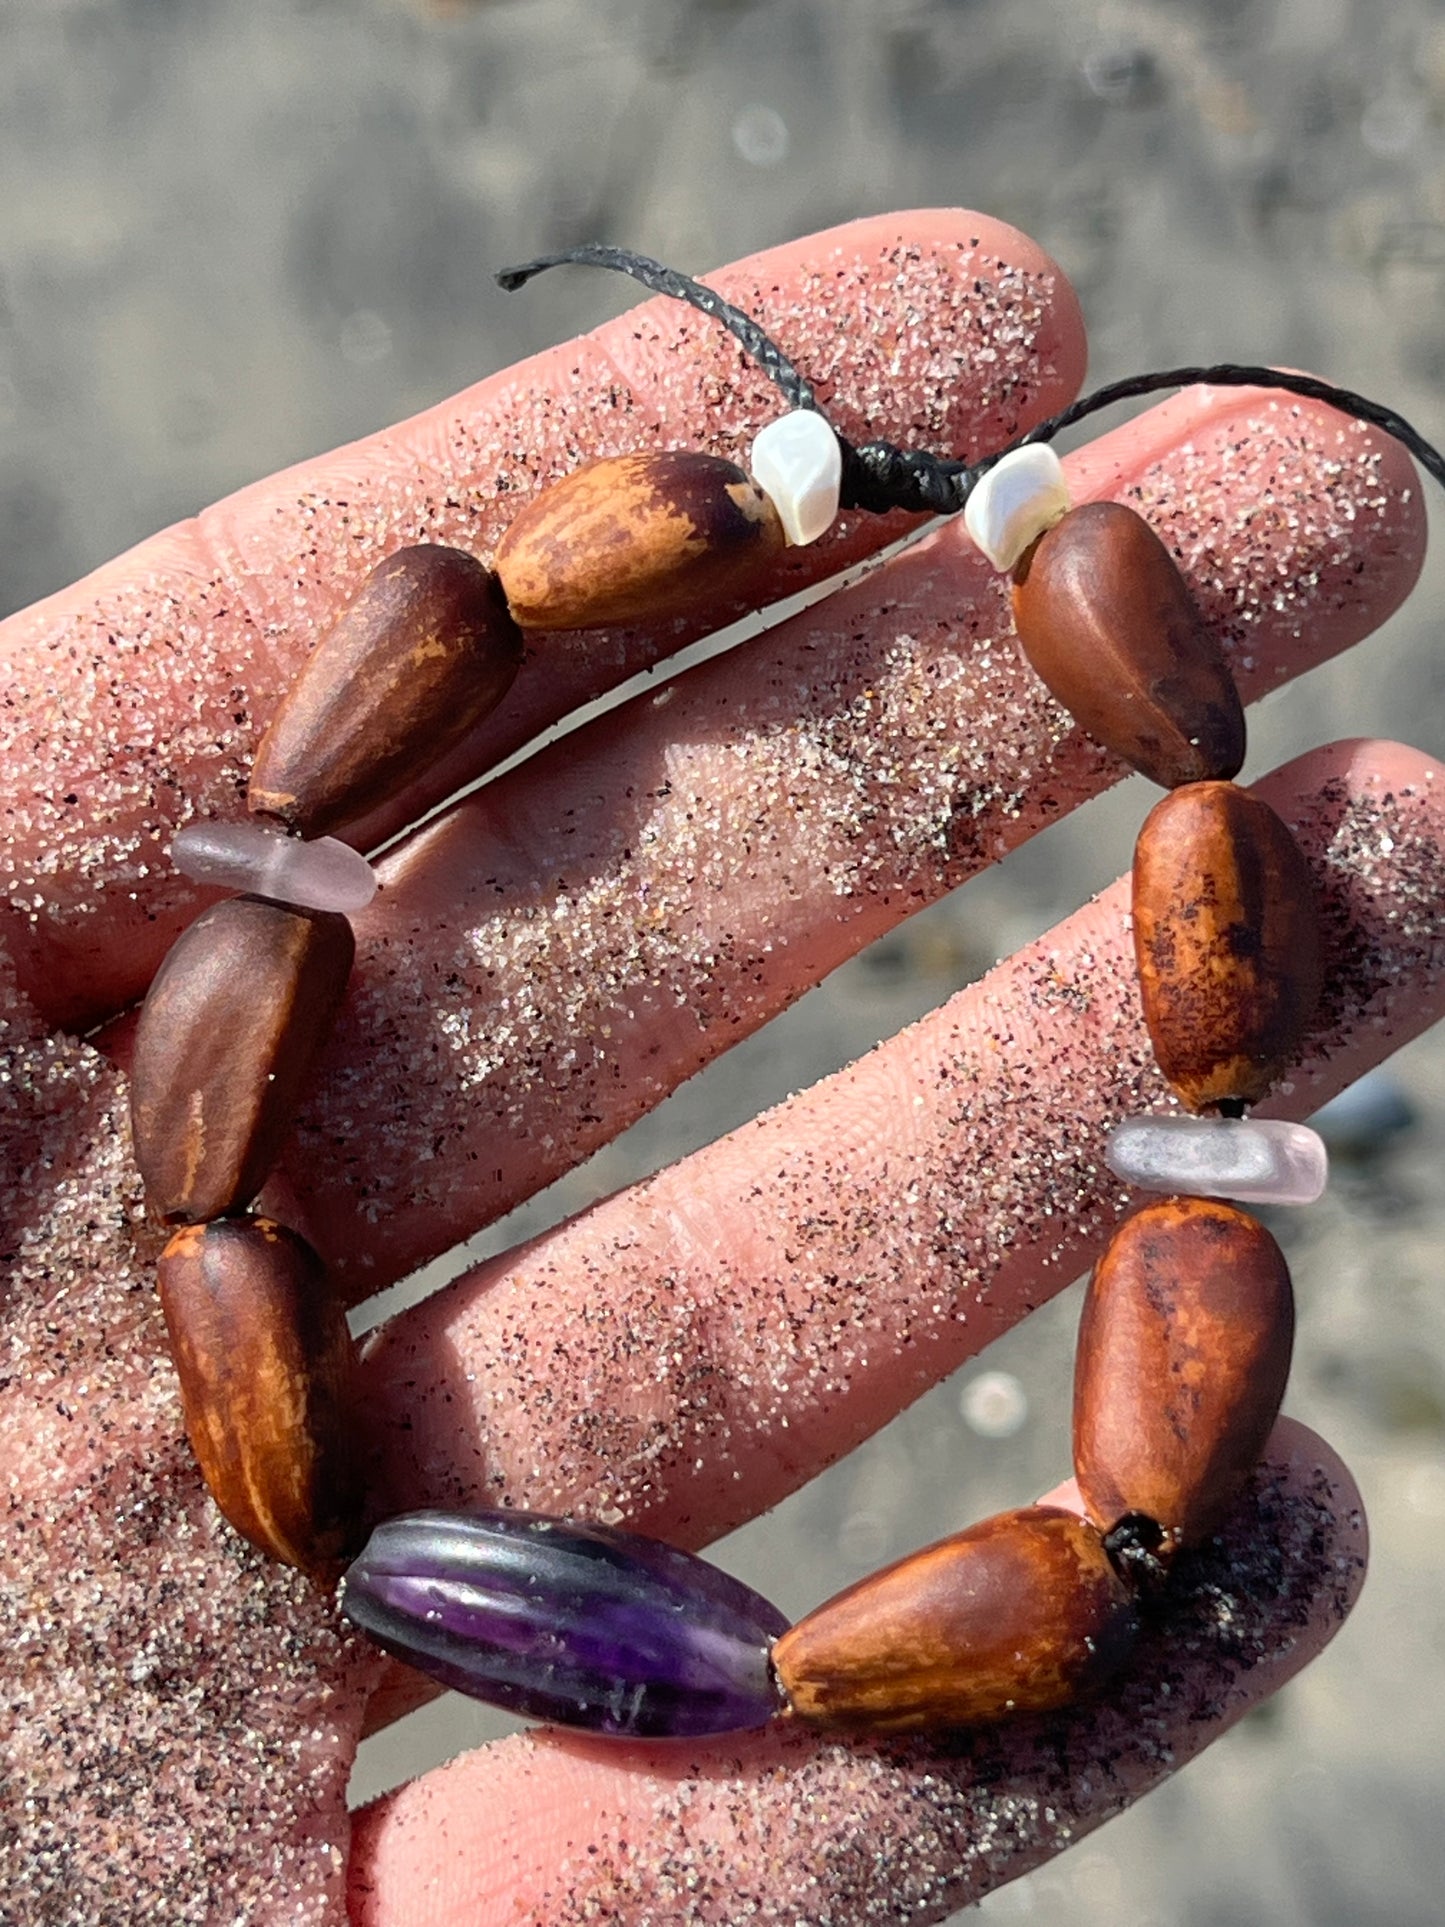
[{"x1": 6, "y1": 2, "x2": 1445, "y2": 1922}]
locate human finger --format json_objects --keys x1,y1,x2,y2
[
  {"x1": 346, "y1": 1419, "x2": 1365, "y2": 1927},
  {"x1": 266, "y1": 389, "x2": 1422, "y2": 1293},
  {"x1": 0, "y1": 210, "x2": 1084, "y2": 1029},
  {"x1": 359, "y1": 738, "x2": 1444, "y2": 1546}
]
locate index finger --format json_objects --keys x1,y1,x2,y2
[{"x1": 0, "y1": 211, "x2": 1086, "y2": 1028}]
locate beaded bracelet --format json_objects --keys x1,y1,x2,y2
[{"x1": 130, "y1": 244, "x2": 1442, "y2": 1743}]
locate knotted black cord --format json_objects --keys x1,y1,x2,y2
[{"x1": 498, "y1": 245, "x2": 1445, "y2": 513}]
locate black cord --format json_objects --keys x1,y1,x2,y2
[
  {"x1": 497, "y1": 246, "x2": 818, "y2": 414},
  {"x1": 1014, "y1": 365, "x2": 1445, "y2": 494},
  {"x1": 498, "y1": 246, "x2": 1445, "y2": 516}
]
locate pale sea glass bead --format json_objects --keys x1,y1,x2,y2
[
  {"x1": 1105, "y1": 1114, "x2": 1328, "y2": 1206},
  {"x1": 963, "y1": 444, "x2": 1072, "y2": 572},
  {"x1": 749, "y1": 410, "x2": 842, "y2": 546},
  {"x1": 171, "y1": 820, "x2": 378, "y2": 914}
]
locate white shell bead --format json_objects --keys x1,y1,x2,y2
[
  {"x1": 963, "y1": 444, "x2": 1072, "y2": 573},
  {"x1": 749, "y1": 410, "x2": 842, "y2": 546},
  {"x1": 1105, "y1": 1114, "x2": 1328, "y2": 1206},
  {"x1": 171, "y1": 820, "x2": 378, "y2": 914}
]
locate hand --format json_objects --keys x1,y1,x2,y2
[{"x1": 2, "y1": 211, "x2": 1438, "y2": 1925}]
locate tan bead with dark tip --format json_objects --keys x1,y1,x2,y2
[
  {"x1": 772, "y1": 1505, "x2": 1137, "y2": 1734},
  {"x1": 157, "y1": 1218, "x2": 364, "y2": 1571},
  {"x1": 130, "y1": 895, "x2": 354, "y2": 1222},
  {"x1": 249, "y1": 544, "x2": 523, "y2": 838},
  {"x1": 1011, "y1": 501, "x2": 1245, "y2": 789},
  {"x1": 494, "y1": 450, "x2": 786, "y2": 630},
  {"x1": 1132, "y1": 780, "x2": 1323, "y2": 1110},
  {"x1": 1073, "y1": 1199, "x2": 1294, "y2": 1562}
]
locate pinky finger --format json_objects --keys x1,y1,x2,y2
[{"x1": 347, "y1": 1418, "x2": 1364, "y2": 1927}]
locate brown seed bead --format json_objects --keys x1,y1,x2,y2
[
  {"x1": 493, "y1": 450, "x2": 786, "y2": 630},
  {"x1": 772, "y1": 1505, "x2": 1137, "y2": 1734},
  {"x1": 157, "y1": 1217, "x2": 364, "y2": 1571},
  {"x1": 1073, "y1": 1198, "x2": 1294, "y2": 1565},
  {"x1": 1011, "y1": 501, "x2": 1245, "y2": 788},
  {"x1": 130, "y1": 895, "x2": 353, "y2": 1222},
  {"x1": 249, "y1": 544, "x2": 523, "y2": 838},
  {"x1": 1132, "y1": 779, "x2": 1323, "y2": 1110}
]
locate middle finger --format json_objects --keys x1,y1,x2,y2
[{"x1": 280, "y1": 383, "x2": 1422, "y2": 1291}]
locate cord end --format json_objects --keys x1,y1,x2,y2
[{"x1": 495, "y1": 255, "x2": 571, "y2": 293}]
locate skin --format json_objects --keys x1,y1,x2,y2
[{"x1": 0, "y1": 210, "x2": 1438, "y2": 1924}]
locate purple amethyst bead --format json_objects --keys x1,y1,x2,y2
[{"x1": 341, "y1": 1509, "x2": 789, "y2": 1739}]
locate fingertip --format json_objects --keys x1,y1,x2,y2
[
  {"x1": 1304, "y1": 735, "x2": 1445, "y2": 797},
  {"x1": 713, "y1": 205, "x2": 1090, "y2": 377},
  {"x1": 592, "y1": 208, "x2": 1089, "y2": 459},
  {"x1": 1062, "y1": 380, "x2": 1426, "y2": 677},
  {"x1": 1266, "y1": 1413, "x2": 1370, "y2": 1585}
]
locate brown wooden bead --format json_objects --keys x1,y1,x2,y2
[
  {"x1": 157, "y1": 1217, "x2": 364, "y2": 1571},
  {"x1": 249, "y1": 544, "x2": 523, "y2": 838},
  {"x1": 1011, "y1": 501, "x2": 1245, "y2": 788},
  {"x1": 772, "y1": 1505, "x2": 1137, "y2": 1734},
  {"x1": 493, "y1": 450, "x2": 786, "y2": 630},
  {"x1": 1073, "y1": 1198, "x2": 1294, "y2": 1563},
  {"x1": 1132, "y1": 779, "x2": 1323, "y2": 1110},
  {"x1": 130, "y1": 895, "x2": 353, "y2": 1222}
]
